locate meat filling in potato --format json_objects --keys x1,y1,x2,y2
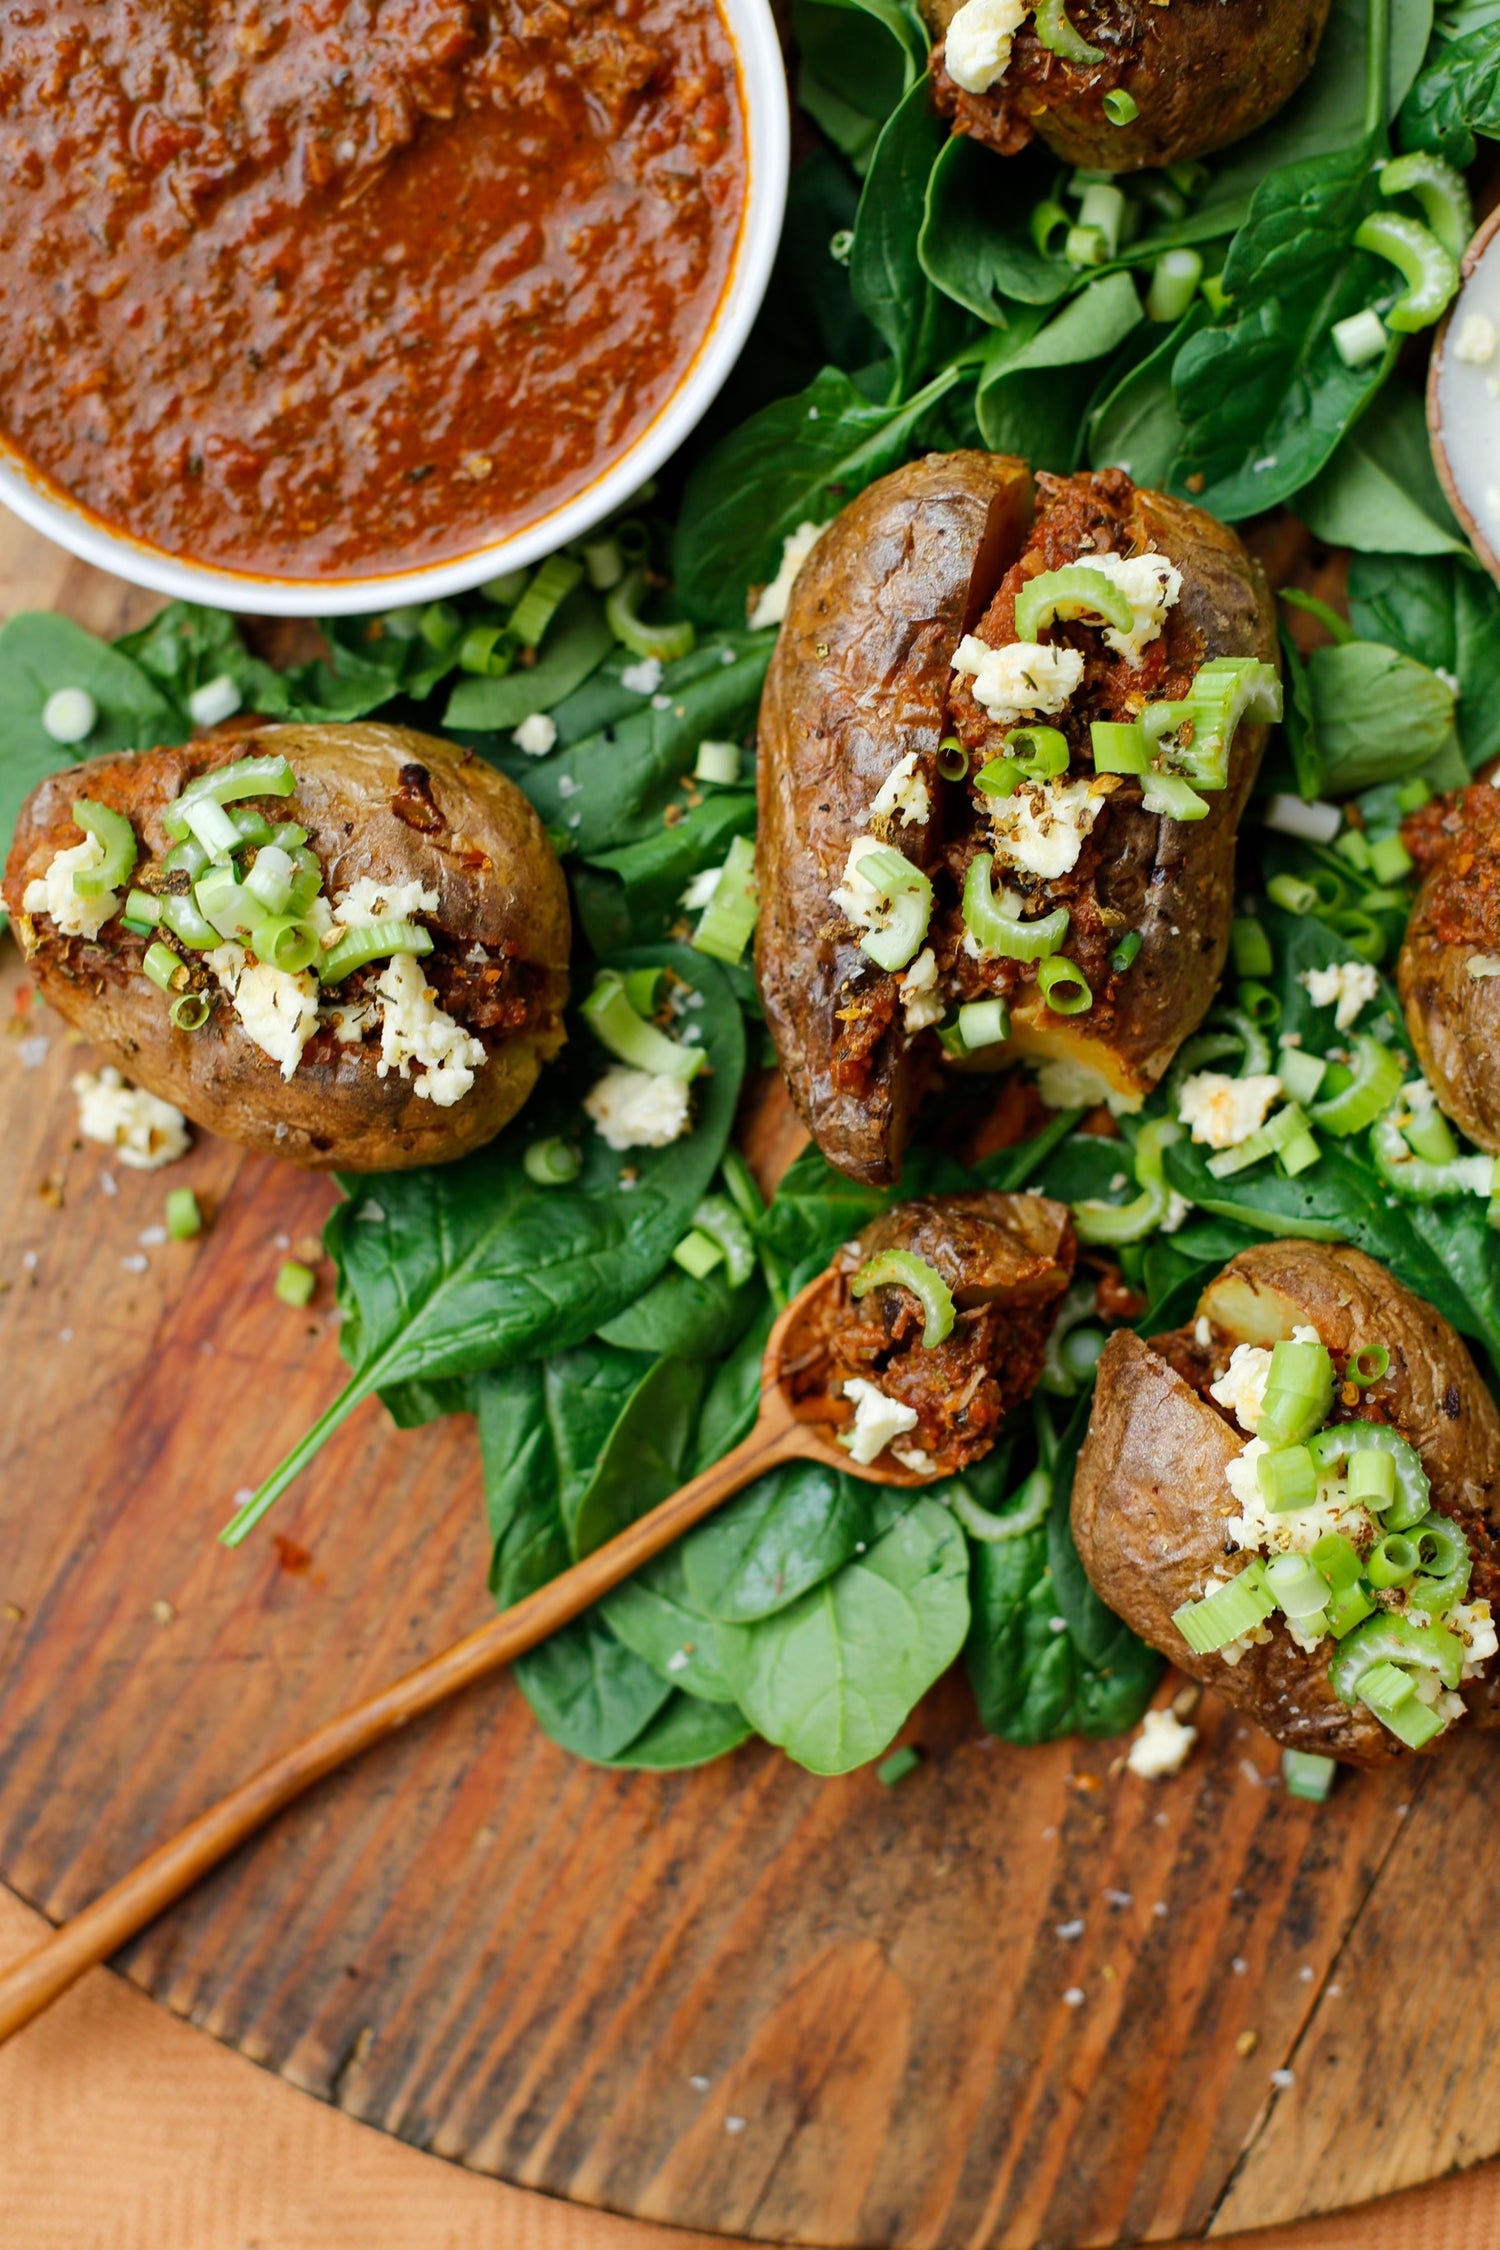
[
  {"x1": 1397, "y1": 778, "x2": 1500, "y2": 1153},
  {"x1": 794, "y1": 1190, "x2": 1076, "y2": 1475}
]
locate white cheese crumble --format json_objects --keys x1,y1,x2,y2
[
  {"x1": 72, "y1": 1066, "x2": 190, "y2": 1170},
  {"x1": 830, "y1": 833, "x2": 899, "y2": 933},
  {"x1": 986, "y1": 776, "x2": 1105, "y2": 881},
  {"x1": 748, "y1": 520, "x2": 828, "y2": 629},
  {"x1": 330, "y1": 878, "x2": 439, "y2": 931},
  {"x1": 1301, "y1": 958, "x2": 1380, "y2": 1031},
  {"x1": 840, "y1": 1377, "x2": 920, "y2": 1465},
  {"x1": 869, "y1": 750, "x2": 931, "y2": 828},
  {"x1": 1032, "y1": 1053, "x2": 1143, "y2": 1116},
  {"x1": 681, "y1": 862, "x2": 726, "y2": 911},
  {"x1": 1224, "y1": 1439, "x2": 1372, "y2": 1559},
  {"x1": 1452, "y1": 1598, "x2": 1498, "y2": 1679},
  {"x1": 942, "y1": 0, "x2": 1028, "y2": 93},
  {"x1": 373, "y1": 951, "x2": 485, "y2": 1106},
  {"x1": 233, "y1": 960, "x2": 321, "y2": 1081},
  {"x1": 620, "y1": 655, "x2": 664, "y2": 695},
  {"x1": 1126, "y1": 1707, "x2": 1198, "y2": 1778},
  {"x1": 584, "y1": 1065, "x2": 692, "y2": 1150},
  {"x1": 23, "y1": 836, "x2": 119, "y2": 941},
  {"x1": 951, "y1": 636, "x2": 1084, "y2": 727},
  {"x1": 1177, "y1": 1070, "x2": 1283, "y2": 1151},
  {"x1": 512, "y1": 712, "x2": 558, "y2": 757},
  {"x1": 1456, "y1": 313, "x2": 1498, "y2": 365},
  {"x1": 1210, "y1": 1324, "x2": 1320, "y2": 1434},
  {"x1": 899, "y1": 946, "x2": 945, "y2": 1032},
  {"x1": 1074, "y1": 550, "x2": 1183, "y2": 666}
]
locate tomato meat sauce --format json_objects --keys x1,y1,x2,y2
[{"x1": 0, "y1": 0, "x2": 745, "y2": 578}]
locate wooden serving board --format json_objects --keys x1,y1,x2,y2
[{"x1": 3, "y1": 513, "x2": 1499, "y2": 2249}]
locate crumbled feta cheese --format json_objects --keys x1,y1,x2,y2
[
  {"x1": 1466, "y1": 953, "x2": 1500, "y2": 979},
  {"x1": 892, "y1": 1443, "x2": 937, "y2": 1474},
  {"x1": 231, "y1": 960, "x2": 321, "y2": 1081},
  {"x1": 942, "y1": 0, "x2": 1027, "y2": 92},
  {"x1": 1210, "y1": 1344, "x2": 1274, "y2": 1434},
  {"x1": 1456, "y1": 313, "x2": 1498, "y2": 365},
  {"x1": 330, "y1": 1000, "x2": 378, "y2": 1044},
  {"x1": 830, "y1": 834, "x2": 895, "y2": 932},
  {"x1": 869, "y1": 750, "x2": 931, "y2": 828},
  {"x1": 1032, "y1": 1053, "x2": 1143, "y2": 1116},
  {"x1": 585, "y1": 1064, "x2": 691, "y2": 1150},
  {"x1": 331, "y1": 877, "x2": 439, "y2": 931},
  {"x1": 986, "y1": 776, "x2": 1106, "y2": 881},
  {"x1": 1160, "y1": 1191, "x2": 1192, "y2": 1233},
  {"x1": 1224, "y1": 1436, "x2": 1372, "y2": 1559},
  {"x1": 1177, "y1": 1070, "x2": 1283, "y2": 1151},
  {"x1": 681, "y1": 862, "x2": 725, "y2": 911},
  {"x1": 373, "y1": 951, "x2": 485, "y2": 1105},
  {"x1": 1453, "y1": 1598, "x2": 1498, "y2": 1679},
  {"x1": 899, "y1": 946, "x2": 944, "y2": 1032},
  {"x1": 1301, "y1": 958, "x2": 1380, "y2": 1032},
  {"x1": 840, "y1": 1377, "x2": 920, "y2": 1465},
  {"x1": 23, "y1": 835, "x2": 119, "y2": 941},
  {"x1": 620, "y1": 655, "x2": 663, "y2": 695},
  {"x1": 951, "y1": 636, "x2": 1084, "y2": 726},
  {"x1": 1195, "y1": 1315, "x2": 1214, "y2": 1349},
  {"x1": 1284, "y1": 1612, "x2": 1330, "y2": 1655},
  {"x1": 512, "y1": 712, "x2": 558, "y2": 757},
  {"x1": 72, "y1": 1066, "x2": 190, "y2": 1170},
  {"x1": 747, "y1": 521, "x2": 828, "y2": 630},
  {"x1": 1403, "y1": 1075, "x2": 1437, "y2": 1115},
  {"x1": 1074, "y1": 550, "x2": 1183, "y2": 666},
  {"x1": 1126, "y1": 1707, "x2": 1198, "y2": 1778}
]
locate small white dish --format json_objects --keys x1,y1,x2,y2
[{"x1": 0, "y1": 0, "x2": 788, "y2": 619}]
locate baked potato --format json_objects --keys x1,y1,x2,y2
[
  {"x1": 925, "y1": 0, "x2": 1332, "y2": 173},
  {"x1": 1072, "y1": 1240, "x2": 1500, "y2": 1763},
  {"x1": 1398, "y1": 779, "x2": 1500, "y2": 1154},
  {"x1": 793, "y1": 1190, "x2": 1076, "y2": 1474},
  {"x1": 756, "y1": 455, "x2": 1278, "y2": 1185},
  {"x1": 5, "y1": 721, "x2": 570, "y2": 1171}
]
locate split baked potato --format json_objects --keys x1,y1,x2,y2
[
  {"x1": 5, "y1": 721, "x2": 570, "y2": 1170},
  {"x1": 756, "y1": 454, "x2": 1278, "y2": 1184},
  {"x1": 1072, "y1": 1240, "x2": 1500, "y2": 1763},
  {"x1": 925, "y1": 0, "x2": 1332, "y2": 173},
  {"x1": 1398, "y1": 778, "x2": 1500, "y2": 1154}
]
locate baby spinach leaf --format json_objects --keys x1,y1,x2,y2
[
  {"x1": 793, "y1": 0, "x2": 920, "y2": 168},
  {"x1": 920, "y1": 139, "x2": 1075, "y2": 320},
  {"x1": 852, "y1": 78, "x2": 951, "y2": 400},
  {"x1": 477, "y1": 1359, "x2": 573, "y2": 1607},
  {"x1": 1347, "y1": 550, "x2": 1500, "y2": 770},
  {"x1": 238, "y1": 947, "x2": 744, "y2": 1537},
  {"x1": 602, "y1": 1693, "x2": 753, "y2": 1769},
  {"x1": 1298, "y1": 384, "x2": 1470, "y2": 556},
  {"x1": 1279, "y1": 626, "x2": 1324, "y2": 799},
  {"x1": 0, "y1": 614, "x2": 175, "y2": 867},
  {"x1": 976, "y1": 274, "x2": 1144, "y2": 469},
  {"x1": 1401, "y1": 2, "x2": 1500, "y2": 161},
  {"x1": 600, "y1": 1547, "x2": 738, "y2": 1701},
  {"x1": 692, "y1": 1297, "x2": 778, "y2": 1467},
  {"x1": 1089, "y1": 305, "x2": 1204, "y2": 487},
  {"x1": 381, "y1": 1373, "x2": 476, "y2": 1429},
  {"x1": 672, "y1": 364, "x2": 962, "y2": 629},
  {"x1": 514, "y1": 1613, "x2": 674, "y2": 1763},
  {"x1": 681, "y1": 1462, "x2": 908, "y2": 1623},
  {"x1": 1307, "y1": 639, "x2": 1456, "y2": 789},
  {"x1": 597, "y1": 1266, "x2": 766, "y2": 1361},
  {"x1": 441, "y1": 592, "x2": 615, "y2": 730},
  {"x1": 571, "y1": 789, "x2": 756, "y2": 952}
]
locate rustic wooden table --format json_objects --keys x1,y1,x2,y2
[{"x1": 3, "y1": 509, "x2": 1498, "y2": 2250}]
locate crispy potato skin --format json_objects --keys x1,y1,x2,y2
[
  {"x1": 1072, "y1": 1242, "x2": 1500, "y2": 1764},
  {"x1": 756, "y1": 451, "x2": 1035, "y2": 1184},
  {"x1": 5, "y1": 722, "x2": 571, "y2": 1171},
  {"x1": 1399, "y1": 828, "x2": 1500, "y2": 1154},
  {"x1": 925, "y1": 0, "x2": 1331, "y2": 173}
]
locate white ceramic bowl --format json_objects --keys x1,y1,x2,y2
[{"x1": 0, "y1": 3, "x2": 788, "y2": 619}]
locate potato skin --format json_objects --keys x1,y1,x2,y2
[
  {"x1": 1072, "y1": 1242, "x2": 1500, "y2": 1763},
  {"x1": 5, "y1": 722, "x2": 571, "y2": 1171},
  {"x1": 1398, "y1": 785, "x2": 1500, "y2": 1154},
  {"x1": 925, "y1": 0, "x2": 1332, "y2": 173},
  {"x1": 756, "y1": 450, "x2": 1035, "y2": 1184}
]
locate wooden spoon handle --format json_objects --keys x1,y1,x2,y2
[{"x1": 0, "y1": 1407, "x2": 806, "y2": 2046}]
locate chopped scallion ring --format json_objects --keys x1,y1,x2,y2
[
  {"x1": 1036, "y1": 953, "x2": 1093, "y2": 1015},
  {"x1": 510, "y1": 553, "x2": 585, "y2": 647},
  {"x1": 1257, "y1": 1335, "x2": 1336, "y2": 1449},
  {"x1": 1282, "y1": 1749, "x2": 1337, "y2": 1802},
  {"x1": 672, "y1": 1228, "x2": 724, "y2": 1280},
  {"x1": 274, "y1": 1259, "x2": 317, "y2": 1309},
  {"x1": 142, "y1": 940, "x2": 184, "y2": 993},
  {"x1": 581, "y1": 968, "x2": 705, "y2": 1081},
  {"x1": 605, "y1": 567, "x2": 695, "y2": 662},
  {"x1": 692, "y1": 834, "x2": 759, "y2": 966},
  {"x1": 253, "y1": 916, "x2": 322, "y2": 975},
  {"x1": 523, "y1": 1136, "x2": 582, "y2": 1186},
  {"x1": 689, "y1": 1193, "x2": 757, "y2": 1286},
  {"x1": 168, "y1": 990, "x2": 211, "y2": 1033},
  {"x1": 1307, "y1": 1419, "x2": 1430, "y2": 1531},
  {"x1": 1102, "y1": 87, "x2": 1140, "y2": 127},
  {"x1": 165, "y1": 1186, "x2": 203, "y2": 1239},
  {"x1": 936, "y1": 737, "x2": 970, "y2": 782},
  {"x1": 1349, "y1": 1341, "x2": 1391, "y2": 1388}
]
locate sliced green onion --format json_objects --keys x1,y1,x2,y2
[
  {"x1": 1110, "y1": 929, "x2": 1142, "y2": 974},
  {"x1": 936, "y1": 737, "x2": 970, "y2": 782},
  {"x1": 582, "y1": 969, "x2": 705, "y2": 1081},
  {"x1": 974, "y1": 727, "x2": 1070, "y2": 796},
  {"x1": 524, "y1": 1136, "x2": 582, "y2": 1186},
  {"x1": 1066, "y1": 223, "x2": 1109, "y2": 268},
  {"x1": 1371, "y1": 1109, "x2": 1496, "y2": 1203},
  {"x1": 1348, "y1": 1447, "x2": 1395, "y2": 1511},
  {"x1": 581, "y1": 537, "x2": 624, "y2": 591},
  {"x1": 1308, "y1": 1420, "x2": 1430, "y2": 1531},
  {"x1": 1200, "y1": 269, "x2": 1232, "y2": 316},
  {"x1": 195, "y1": 865, "x2": 268, "y2": 942},
  {"x1": 1267, "y1": 872, "x2": 1318, "y2": 915},
  {"x1": 673, "y1": 1228, "x2": 723, "y2": 1280},
  {"x1": 689, "y1": 1194, "x2": 757, "y2": 1286},
  {"x1": 1403, "y1": 1105, "x2": 1459, "y2": 1166},
  {"x1": 272, "y1": 821, "x2": 309, "y2": 850},
  {"x1": 42, "y1": 686, "x2": 97, "y2": 744},
  {"x1": 1103, "y1": 87, "x2": 1140, "y2": 127},
  {"x1": 1146, "y1": 247, "x2": 1203, "y2": 323},
  {"x1": 419, "y1": 600, "x2": 463, "y2": 655},
  {"x1": 624, "y1": 966, "x2": 665, "y2": 1017},
  {"x1": 1060, "y1": 1327, "x2": 1107, "y2": 1383},
  {"x1": 1349, "y1": 1341, "x2": 1391, "y2": 1389},
  {"x1": 1408, "y1": 1513, "x2": 1472, "y2": 1617},
  {"x1": 510, "y1": 553, "x2": 585, "y2": 647},
  {"x1": 1073, "y1": 1117, "x2": 1182, "y2": 1246},
  {"x1": 1014, "y1": 565, "x2": 1134, "y2": 641},
  {"x1": 142, "y1": 941, "x2": 183, "y2": 994},
  {"x1": 1282, "y1": 1749, "x2": 1337, "y2": 1802},
  {"x1": 876, "y1": 1743, "x2": 921, "y2": 1786},
  {"x1": 850, "y1": 845, "x2": 932, "y2": 972},
  {"x1": 1379, "y1": 149, "x2": 1473, "y2": 261},
  {"x1": 1033, "y1": 0, "x2": 1104, "y2": 62},
  {"x1": 458, "y1": 622, "x2": 512, "y2": 678},
  {"x1": 1231, "y1": 917, "x2": 1273, "y2": 979},
  {"x1": 1367, "y1": 833, "x2": 1413, "y2": 884},
  {"x1": 1036, "y1": 954, "x2": 1092, "y2": 1015},
  {"x1": 481, "y1": 569, "x2": 529, "y2": 608},
  {"x1": 162, "y1": 755, "x2": 296, "y2": 841},
  {"x1": 1336, "y1": 826, "x2": 1374, "y2": 873},
  {"x1": 1258, "y1": 1337, "x2": 1336, "y2": 1449},
  {"x1": 1078, "y1": 181, "x2": 1127, "y2": 260},
  {"x1": 963, "y1": 856, "x2": 1069, "y2": 960},
  {"x1": 123, "y1": 888, "x2": 161, "y2": 929},
  {"x1": 165, "y1": 1186, "x2": 202, "y2": 1239},
  {"x1": 1031, "y1": 199, "x2": 1072, "y2": 258},
  {"x1": 851, "y1": 1248, "x2": 955, "y2": 1348},
  {"x1": 162, "y1": 837, "x2": 210, "y2": 881},
  {"x1": 159, "y1": 891, "x2": 221, "y2": 951},
  {"x1": 1265, "y1": 1549, "x2": 1331, "y2": 1617},
  {"x1": 1310, "y1": 1530, "x2": 1360, "y2": 1592},
  {"x1": 1141, "y1": 770, "x2": 1210, "y2": 822},
  {"x1": 252, "y1": 916, "x2": 321, "y2": 974},
  {"x1": 949, "y1": 1463, "x2": 1051, "y2": 1543},
  {"x1": 1167, "y1": 159, "x2": 1210, "y2": 197},
  {"x1": 1258, "y1": 1444, "x2": 1318, "y2": 1515},
  {"x1": 1353, "y1": 209, "x2": 1460, "y2": 333},
  {"x1": 168, "y1": 990, "x2": 211, "y2": 1032},
  {"x1": 605, "y1": 567, "x2": 695, "y2": 663},
  {"x1": 318, "y1": 918, "x2": 434, "y2": 985},
  {"x1": 1091, "y1": 720, "x2": 1148, "y2": 776},
  {"x1": 243, "y1": 844, "x2": 298, "y2": 916},
  {"x1": 694, "y1": 740, "x2": 741, "y2": 786},
  {"x1": 1396, "y1": 777, "x2": 1432, "y2": 814},
  {"x1": 956, "y1": 998, "x2": 1009, "y2": 1050},
  {"x1": 274, "y1": 1259, "x2": 317, "y2": 1310},
  {"x1": 1309, "y1": 1032, "x2": 1405, "y2": 1138},
  {"x1": 1366, "y1": 1533, "x2": 1418, "y2": 1589},
  {"x1": 1173, "y1": 1559, "x2": 1275, "y2": 1655},
  {"x1": 1353, "y1": 1660, "x2": 1443, "y2": 1747},
  {"x1": 71, "y1": 797, "x2": 138, "y2": 898},
  {"x1": 382, "y1": 603, "x2": 426, "y2": 641},
  {"x1": 1206, "y1": 1100, "x2": 1314, "y2": 1180},
  {"x1": 692, "y1": 834, "x2": 759, "y2": 965},
  {"x1": 1276, "y1": 1047, "x2": 1327, "y2": 1106},
  {"x1": 1333, "y1": 307, "x2": 1389, "y2": 369},
  {"x1": 1237, "y1": 981, "x2": 1280, "y2": 1025}
]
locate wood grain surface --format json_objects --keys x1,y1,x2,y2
[{"x1": 2, "y1": 510, "x2": 1498, "y2": 2249}]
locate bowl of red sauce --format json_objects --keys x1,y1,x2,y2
[{"x1": 0, "y1": 0, "x2": 787, "y2": 615}]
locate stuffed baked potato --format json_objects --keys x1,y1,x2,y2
[
  {"x1": 757, "y1": 455, "x2": 1279, "y2": 1184},
  {"x1": 925, "y1": 0, "x2": 1332, "y2": 173},
  {"x1": 1072, "y1": 1240, "x2": 1500, "y2": 1763},
  {"x1": 1397, "y1": 779, "x2": 1500, "y2": 1154},
  {"x1": 5, "y1": 721, "x2": 571, "y2": 1170}
]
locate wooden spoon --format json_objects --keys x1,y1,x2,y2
[{"x1": 0, "y1": 1266, "x2": 935, "y2": 2046}]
